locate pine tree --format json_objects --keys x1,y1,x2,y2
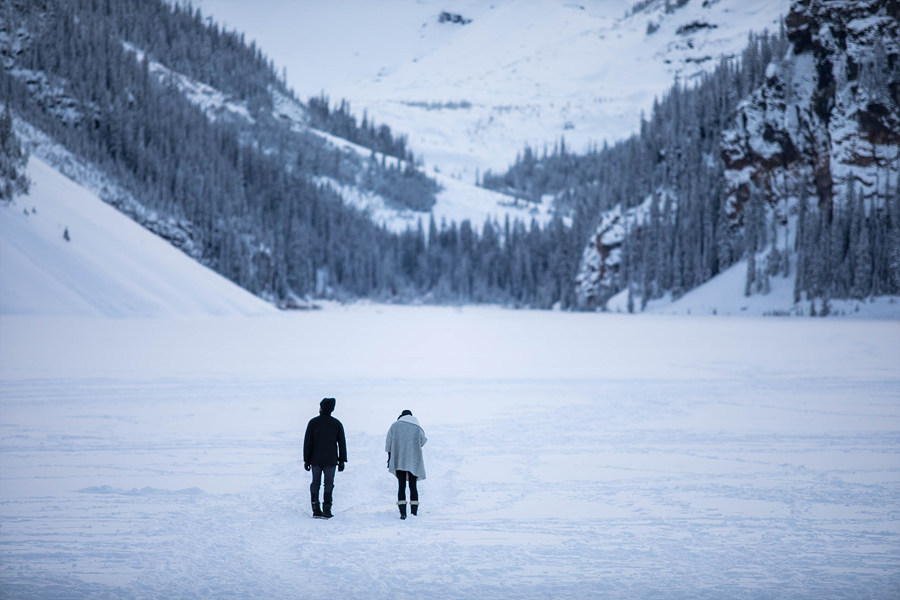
[
  {"x1": 850, "y1": 183, "x2": 872, "y2": 299},
  {"x1": 0, "y1": 104, "x2": 30, "y2": 202},
  {"x1": 745, "y1": 251, "x2": 756, "y2": 297},
  {"x1": 794, "y1": 187, "x2": 809, "y2": 304},
  {"x1": 889, "y1": 172, "x2": 900, "y2": 292},
  {"x1": 743, "y1": 188, "x2": 764, "y2": 296}
]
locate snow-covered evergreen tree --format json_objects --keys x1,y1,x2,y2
[{"x1": 0, "y1": 105, "x2": 29, "y2": 202}]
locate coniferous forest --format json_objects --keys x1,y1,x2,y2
[
  {"x1": 0, "y1": 0, "x2": 582, "y2": 307},
  {"x1": 1, "y1": 0, "x2": 898, "y2": 310},
  {"x1": 0, "y1": 103, "x2": 29, "y2": 201},
  {"x1": 484, "y1": 31, "x2": 800, "y2": 308},
  {"x1": 484, "y1": 14, "x2": 900, "y2": 310}
]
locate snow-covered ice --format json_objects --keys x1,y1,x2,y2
[{"x1": 1, "y1": 304, "x2": 899, "y2": 599}]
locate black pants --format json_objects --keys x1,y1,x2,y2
[
  {"x1": 395, "y1": 470, "x2": 418, "y2": 503},
  {"x1": 310, "y1": 465, "x2": 336, "y2": 505}
]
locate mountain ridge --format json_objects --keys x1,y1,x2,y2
[
  {"x1": 492, "y1": 0, "x2": 898, "y2": 312},
  {"x1": 193, "y1": 0, "x2": 791, "y2": 181},
  {"x1": 1, "y1": 0, "x2": 897, "y2": 315}
]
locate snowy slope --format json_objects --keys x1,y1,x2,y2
[
  {"x1": 119, "y1": 37, "x2": 551, "y2": 232},
  {"x1": 306, "y1": 127, "x2": 554, "y2": 231},
  {"x1": 0, "y1": 157, "x2": 274, "y2": 317},
  {"x1": 606, "y1": 259, "x2": 900, "y2": 318},
  {"x1": 192, "y1": 0, "x2": 790, "y2": 180}
]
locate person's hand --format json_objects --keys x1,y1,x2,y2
[
  {"x1": 304, "y1": 462, "x2": 311, "y2": 471},
  {"x1": 338, "y1": 461, "x2": 345, "y2": 472}
]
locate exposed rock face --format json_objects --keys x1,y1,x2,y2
[
  {"x1": 576, "y1": 0, "x2": 899, "y2": 310},
  {"x1": 721, "y1": 0, "x2": 900, "y2": 218},
  {"x1": 575, "y1": 204, "x2": 628, "y2": 309},
  {"x1": 575, "y1": 195, "x2": 658, "y2": 309}
]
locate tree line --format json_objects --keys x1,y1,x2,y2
[
  {"x1": 5, "y1": 0, "x2": 894, "y2": 311},
  {"x1": 484, "y1": 26, "x2": 900, "y2": 309},
  {"x1": 0, "y1": 0, "x2": 581, "y2": 307},
  {"x1": 0, "y1": 104, "x2": 29, "y2": 201}
]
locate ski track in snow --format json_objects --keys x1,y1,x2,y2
[{"x1": 1, "y1": 311, "x2": 899, "y2": 599}]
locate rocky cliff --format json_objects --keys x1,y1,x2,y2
[
  {"x1": 722, "y1": 0, "x2": 899, "y2": 218},
  {"x1": 576, "y1": 0, "x2": 900, "y2": 310}
]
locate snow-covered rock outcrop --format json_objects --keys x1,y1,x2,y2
[
  {"x1": 721, "y1": 0, "x2": 900, "y2": 216},
  {"x1": 575, "y1": 0, "x2": 900, "y2": 312},
  {"x1": 574, "y1": 194, "x2": 661, "y2": 309},
  {"x1": 574, "y1": 204, "x2": 629, "y2": 309}
]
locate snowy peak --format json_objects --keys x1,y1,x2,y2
[{"x1": 194, "y1": 0, "x2": 791, "y2": 180}]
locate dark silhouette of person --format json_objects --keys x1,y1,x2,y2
[{"x1": 303, "y1": 397, "x2": 347, "y2": 518}]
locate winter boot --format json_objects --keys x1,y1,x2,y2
[
  {"x1": 322, "y1": 503, "x2": 333, "y2": 519},
  {"x1": 410, "y1": 500, "x2": 418, "y2": 516},
  {"x1": 398, "y1": 500, "x2": 407, "y2": 520},
  {"x1": 311, "y1": 501, "x2": 323, "y2": 518}
]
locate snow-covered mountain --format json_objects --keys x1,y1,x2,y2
[
  {"x1": 193, "y1": 0, "x2": 791, "y2": 181},
  {"x1": 568, "y1": 0, "x2": 899, "y2": 313},
  {"x1": 118, "y1": 39, "x2": 550, "y2": 233},
  {"x1": 0, "y1": 148, "x2": 272, "y2": 318},
  {"x1": 2, "y1": 0, "x2": 895, "y2": 315}
]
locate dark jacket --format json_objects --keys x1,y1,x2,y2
[{"x1": 303, "y1": 414, "x2": 348, "y2": 467}]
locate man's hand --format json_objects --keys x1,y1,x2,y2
[
  {"x1": 304, "y1": 462, "x2": 311, "y2": 471},
  {"x1": 338, "y1": 461, "x2": 345, "y2": 472}
]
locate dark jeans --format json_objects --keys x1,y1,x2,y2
[
  {"x1": 396, "y1": 470, "x2": 418, "y2": 503},
  {"x1": 310, "y1": 465, "x2": 336, "y2": 505}
]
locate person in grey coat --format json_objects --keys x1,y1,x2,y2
[{"x1": 385, "y1": 409, "x2": 427, "y2": 519}]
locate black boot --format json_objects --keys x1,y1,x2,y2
[
  {"x1": 322, "y1": 503, "x2": 333, "y2": 519},
  {"x1": 311, "y1": 501, "x2": 323, "y2": 518},
  {"x1": 398, "y1": 500, "x2": 407, "y2": 520},
  {"x1": 410, "y1": 500, "x2": 418, "y2": 516}
]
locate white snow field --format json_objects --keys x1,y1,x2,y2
[{"x1": 0, "y1": 306, "x2": 899, "y2": 599}]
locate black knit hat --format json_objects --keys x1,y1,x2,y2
[
  {"x1": 398, "y1": 409, "x2": 412, "y2": 419},
  {"x1": 320, "y1": 397, "x2": 336, "y2": 413}
]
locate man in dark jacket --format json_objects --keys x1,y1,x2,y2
[{"x1": 303, "y1": 397, "x2": 347, "y2": 519}]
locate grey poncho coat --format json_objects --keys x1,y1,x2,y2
[{"x1": 385, "y1": 415, "x2": 427, "y2": 480}]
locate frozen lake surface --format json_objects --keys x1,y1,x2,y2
[{"x1": 1, "y1": 305, "x2": 898, "y2": 599}]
